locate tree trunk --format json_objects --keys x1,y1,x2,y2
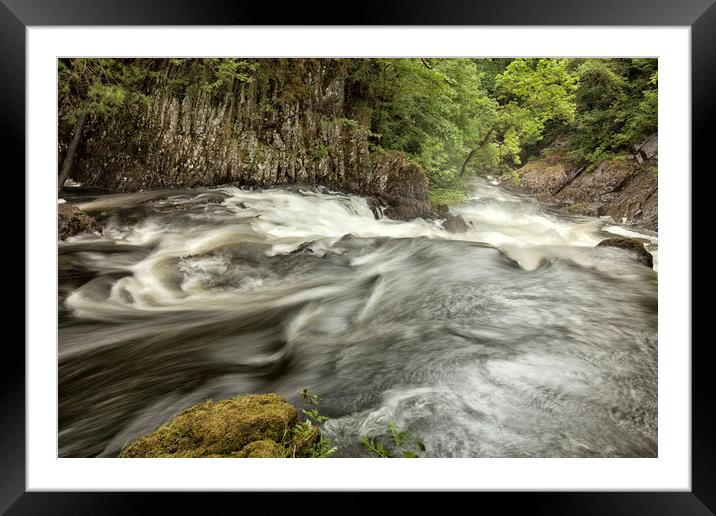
[
  {"x1": 58, "y1": 111, "x2": 87, "y2": 193},
  {"x1": 459, "y1": 127, "x2": 495, "y2": 177},
  {"x1": 459, "y1": 149, "x2": 478, "y2": 177}
]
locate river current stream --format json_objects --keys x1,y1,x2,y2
[{"x1": 58, "y1": 178, "x2": 658, "y2": 458}]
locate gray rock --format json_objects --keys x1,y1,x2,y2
[
  {"x1": 442, "y1": 213, "x2": 469, "y2": 233},
  {"x1": 597, "y1": 237, "x2": 653, "y2": 268},
  {"x1": 58, "y1": 203, "x2": 101, "y2": 240}
]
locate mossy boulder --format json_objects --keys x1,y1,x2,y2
[
  {"x1": 120, "y1": 393, "x2": 298, "y2": 458},
  {"x1": 234, "y1": 439, "x2": 286, "y2": 458},
  {"x1": 58, "y1": 203, "x2": 101, "y2": 240}
]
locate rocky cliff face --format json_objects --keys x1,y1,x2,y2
[
  {"x1": 510, "y1": 134, "x2": 658, "y2": 230},
  {"x1": 64, "y1": 59, "x2": 433, "y2": 219}
]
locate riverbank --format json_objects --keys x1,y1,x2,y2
[
  {"x1": 61, "y1": 59, "x2": 434, "y2": 220},
  {"x1": 502, "y1": 134, "x2": 658, "y2": 231}
]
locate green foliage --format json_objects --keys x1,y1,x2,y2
[
  {"x1": 360, "y1": 421, "x2": 426, "y2": 458},
  {"x1": 347, "y1": 58, "x2": 493, "y2": 189},
  {"x1": 428, "y1": 188, "x2": 468, "y2": 208},
  {"x1": 163, "y1": 58, "x2": 257, "y2": 103},
  {"x1": 427, "y1": 171, "x2": 470, "y2": 208},
  {"x1": 58, "y1": 57, "x2": 657, "y2": 197},
  {"x1": 58, "y1": 58, "x2": 152, "y2": 125},
  {"x1": 337, "y1": 117, "x2": 360, "y2": 128},
  {"x1": 359, "y1": 436, "x2": 394, "y2": 458},
  {"x1": 493, "y1": 58, "x2": 578, "y2": 164},
  {"x1": 205, "y1": 59, "x2": 255, "y2": 92},
  {"x1": 344, "y1": 57, "x2": 654, "y2": 196},
  {"x1": 569, "y1": 58, "x2": 657, "y2": 165},
  {"x1": 345, "y1": 58, "x2": 580, "y2": 206},
  {"x1": 285, "y1": 388, "x2": 337, "y2": 458},
  {"x1": 310, "y1": 142, "x2": 336, "y2": 162},
  {"x1": 300, "y1": 387, "x2": 330, "y2": 424}
]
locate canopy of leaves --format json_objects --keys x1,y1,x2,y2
[
  {"x1": 569, "y1": 58, "x2": 658, "y2": 165},
  {"x1": 58, "y1": 58, "x2": 154, "y2": 125},
  {"x1": 349, "y1": 57, "x2": 655, "y2": 204}
]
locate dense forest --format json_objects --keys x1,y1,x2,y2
[
  {"x1": 58, "y1": 58, "x2": 657, "y2": 208},
  {"x1": 58, "y1": 57, "x2": 659, "y2": 460}
]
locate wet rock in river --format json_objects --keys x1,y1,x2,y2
[
  {"x1": 58, "y1": 203, "x2": 101, "y2": 240},
  {"x1": 442, "y1": 213, "x2": 469, "y2": 233},
  {"x1": 434, "y1": 204, "x2": 469, "y2": 233},
  {"x1": 597, "y1": 237, "x2": 653, "y2": 268}
]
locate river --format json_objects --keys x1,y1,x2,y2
[{"x1": 58, "y1": 178, "x2": 658, "y2": 458}]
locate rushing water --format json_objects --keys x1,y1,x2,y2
[{"x1": 58, "y1": 178, "x2": 658, "y2": 458}]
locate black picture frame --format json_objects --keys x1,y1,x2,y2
[{"x1": 6, "y1": 0, "x2": 709, "y2": 512}]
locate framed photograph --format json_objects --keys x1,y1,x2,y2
[{"x1": 9, "y1": 0, "x2": 709, "y2": 511}]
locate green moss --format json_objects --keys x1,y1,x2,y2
[
  {"x1": 119, "y1": 393, "x2": 337, "y2": 458},
  {"x1": 337, "y1": 117, "x2": 360, "y2": 128},
  {"x1": 310, "y1": 142, "x2": 336, "y2": 161},
  {"x1": 120, "y1": 393, "x2": 297, "y2": 458},
  {"x1": 235, "y1": 439, "x2": 285, "y2": 458},
  {"x1": 167, "y1": 78, "x2": 190, "y2": 100},
  {"x1": 517, "y1": 160, "x2": 564, "y2": 177}
]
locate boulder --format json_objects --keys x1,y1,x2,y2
[
  {"x1": 381, "y1": 161, "x2": 435, "y2": 220},
  {"x1": 434, "y1": 204, "x2": 469, "y2": 233},
  {"x1": 58, "y1": 203, "x2": 101, "y2": 240},
  {"x1": 291, "y1": 241, "x2": 315, "y2": 254},
  {"x1": 119, "y1": 393, "x2": 298, "y2": 458},
  {"x1": 365, "y1": 196, "x2": 383, "y2": 219},
  {"x1": 197, "y1": 193, "x2": 227, "y2": 204},
  {"x1": 442, "y1": 213, "x2": 469, "y2": 233},
  {"x1": 384, "y1": 198, "x2": 433, "y2": 220},
  {"x1": 597, "y1": 237, "x2": 654, "y2": 268}
]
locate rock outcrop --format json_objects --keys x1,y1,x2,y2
[
  {"x1": 597, "y1": 237, "x2": 654, "y2": 268},
  {"x1": 435, "y1": 204, "x2": 469, "y2": 233},
  {"x1": 119, "y1": 393, "x2": 320, "y2": 458},
  {"x1": 510, "y1": 134, "x2": 658, "y2": 231},
  {"x1": 63, "y1": 60, "x2": 434, "y2": 220},
  {"x1": 58, "y1": 203, "x2": 101, "y2": 240}
]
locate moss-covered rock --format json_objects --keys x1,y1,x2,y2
[
  {"x1": 235, "y1": 439, "x2": 286, "y2": 458},
  {"x1": 120, "y1": 393, "x2": 298, "y2": 458},
  {"x1": 58, "y1": 203, "x2": 101, "y2": 240}
]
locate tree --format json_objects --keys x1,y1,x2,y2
[
  {"x1": 57, "y1": 59, "x2": 153, "y2": 192},
  {"x1": 568, "y1": 58, "x2": 657, "y2": 165},
  {"x1": 460, "y1": 58, "x2": 578, "y2": 175}
]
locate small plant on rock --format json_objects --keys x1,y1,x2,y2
[
  {"x1": 360, "y1": 421, "x2": 426, "y2": 458},
  {"x1": 284, "y1": 388, "x2": 337, "y2": 458}
]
